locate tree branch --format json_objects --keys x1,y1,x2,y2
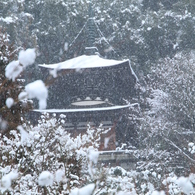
[{"x1": 162, "y1": 135, "x2": 195, "y2": 163}]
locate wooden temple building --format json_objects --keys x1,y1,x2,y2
[
  {"x1": 31, "y1": 4, "x2": 138, "y2": 151},
  {"x1": 32, "y1": 53, "x2": 137, "y2": 151}
]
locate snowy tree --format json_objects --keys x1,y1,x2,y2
[
  {"x1": 138, "y1": 50, "x2": 195, "y2": 178},
  {"x1": 148, "y1": 51, "x2": 195, "y2": 142},
  {"x1": 0, "y1": 29, "x2": 33, "y2": 134}
]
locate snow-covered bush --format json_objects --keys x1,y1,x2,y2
[
  {"x1": 69, "y1": 165, "x2": 138, "y2": 195},
  {"x1": 1, "y1": 111, "x2": 172, "y2": 194},
  {"x1": 0, "y1": 114, "x2": 102, "y2": 194},
  {"x1": 162, "y1": 172, "x2": 195, "y2": 195}
]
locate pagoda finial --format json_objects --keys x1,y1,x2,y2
[
  {"x1": 88, "y1": 0, "x2": 94, "y2": 19},
  {"x1": 88, "y1": 1, "x2": 95, "y2": 46},
  {"x1": 85, "y1": 1, "x2": 98, "y2": 55}
]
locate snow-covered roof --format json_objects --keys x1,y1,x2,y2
[
  {"x1": 39, "y1": 55, "x2": 128, "y2": 69},
  {"x1": 33, "y1": 104, "x2": 130, "y2": 113}
]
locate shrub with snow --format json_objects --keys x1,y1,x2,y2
[
  {"x1": 70, "y1": 183, "x2": 95, "y2": 195},
  {"x1": 0, "y1": 115, "x2": 103, "y2": 194},
  {"x1": 1, "y1": 116, "x2": 195, "y2": 194},
  {"x1": 38, "y1": 171, "x2": 54, "y2": 186},
  {"x1": 162, "y1": 173, "x2": 195, "y2": 195}
]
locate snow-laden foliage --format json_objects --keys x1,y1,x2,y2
[
  {"x1": 70, "y1": 183, "x2": 95, "y2": 195},
  {"x1": 3, "y1": 45, "x2": 48, "y2": 117},
  {"x1": 1, "y1": 117, "x2": 195, "y2": 195},
  {"x1": 5, "y1": 60, "x2": 22, "y2": 81},
  {"x1": 137, "y1": 50, "x2": 195, "y2": 183},
  {"x1": 146, "y1": 50, "x2": 195, "y2": 146},
  {"x1": 5, "y1": 97, "x2": 14, "y2": 109},
  {"x1": 24, "y1": 80, "x2": 48, "y2": 109},
  {"x1": 162, "y1": 172, "x2": 195, "y2": 195},
  {"x1": 0, "y1": 31, "x2": 33, "y2": 133},
  {"x1": 38, "y1": 171, "x2": 54, "y2": 186},
  {"x1": 69, "y1": 165, "x2": 195, "y2": 195},
  {"x1": 5, "y1": 48, "x2": 36, "y2": 80},
  {"x1": 3, "y1": 109, "x2": 194, "y2": 194},
  {"x1": 18, "y1": 48, "x2": 36, "y2": 67},
  {"x1": 1, "y1": 114, "x2": 149, "y2": 194},
  {"x1": 0, "y1": 114, "x2": 102, "y2": 194}
]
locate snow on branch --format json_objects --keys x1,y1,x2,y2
[
  {"x1": 70, "y1": 183, "x2": 95, "y2": 195},
  {"x1": 38, "y1": 171, "x2": 54, "y2": 186},
  {"x1": 163, "y1": 135, "x2": 195, "y2": 163},
  {"x1": 5, "y1": 48, "x2": 36, "y2": 81},
  {"x1": 0, "y1": 171, "x2": 18, "y2": 193},
  {"x1": 25, "y1": 80, "x2": 48, "y2": 109},
  {"x1": 18, "y1": 48, "x2": 36, "y2": 67},
  {"x1": 5, "y1": 60, "x2": 23, "y2": 81},
  {"x1": 5, "y1": 48, "x2": 48, "y2": 109}
]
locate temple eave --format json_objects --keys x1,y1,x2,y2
[{"x1": 33, "y1": 104, "x2": 130, "y2": 113}]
